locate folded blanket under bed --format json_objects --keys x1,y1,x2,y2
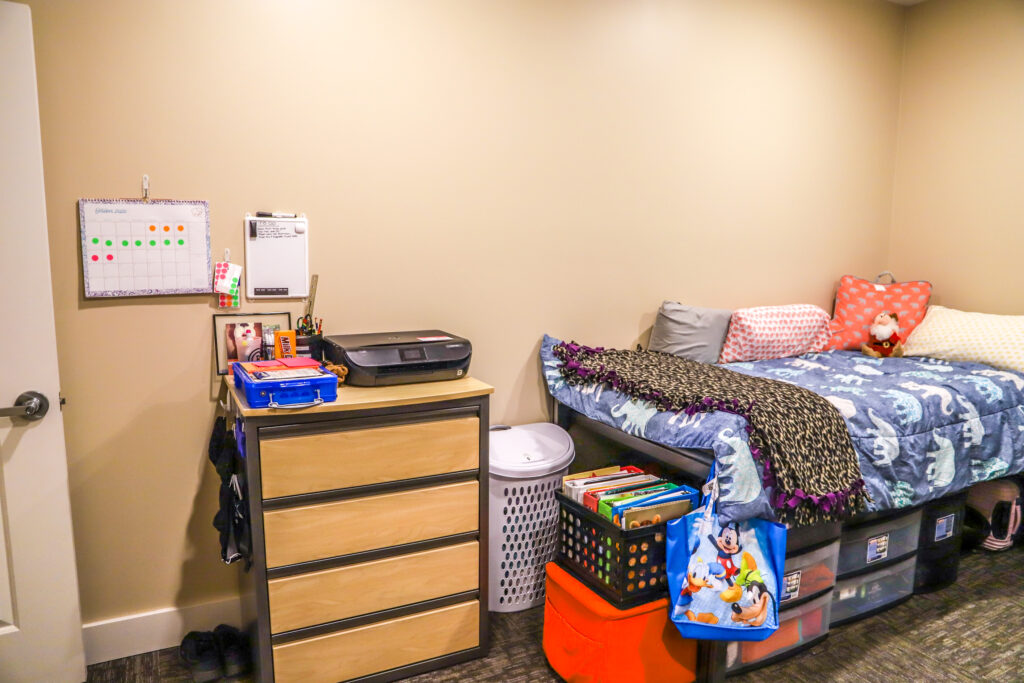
[{"x1": 553, "y1": 341, "x2": 867, "y2": 525}]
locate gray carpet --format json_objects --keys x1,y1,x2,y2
[{"x1": 88, "y1": 546, "x2": 1024, "y2": 682}]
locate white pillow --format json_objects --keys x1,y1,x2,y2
[{"x1": 904, "y1": 305, "x2": 1024, "y2": 373}]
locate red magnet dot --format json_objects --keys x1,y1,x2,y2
[
  {"x1": 106, "y1": 254, "x2": 114, "y2": 261},
  {"x1": 91, "y1": 255, "x2": 99, "y2": 261}
]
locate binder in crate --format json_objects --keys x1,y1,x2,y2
[
  {"x1": 232, "y1": 359, "x2": 338, "y2": 408},
  {"x1": 555, "y1": 484, "x2": 698, "y2": 609}
]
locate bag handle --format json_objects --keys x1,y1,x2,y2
[
  {"x1": 699, "y1": 463, "x2": 720, "y2": 525},
  {"x1": 215, "y1": 381, "x2": 231, "y2": 418},
  {"x1": 874, "y1": 271, "x2": 897, "y2": 284}
]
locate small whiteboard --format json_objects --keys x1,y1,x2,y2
[
  {"x1": 79, "y1": 199, "x2": 212, "y2": 297},
  {"x1": 244, "y1": 214, "x2": 309, "y2": 298}
]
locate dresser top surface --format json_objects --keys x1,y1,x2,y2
[{"x1": 225, "y1": 375, "x2": 493, "y2": 417}]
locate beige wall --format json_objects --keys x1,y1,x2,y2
[
  {"x1": 890, "y1": 0, "x2": 1024, "y2": 313},
  {"x1": 23, "y1": 0, "x2": 904, "y2": 623}
]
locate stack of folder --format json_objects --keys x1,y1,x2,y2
[{"x1": 562, "y1": 466, "x2": 698, "y2": 529}]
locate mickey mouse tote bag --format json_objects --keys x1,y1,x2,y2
[{"x1": 666, "y1": 472, "x2": 787, "y2": 642}]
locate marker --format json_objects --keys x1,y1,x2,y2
[{"x1": 255, "y1": 211, "x2": 297, "y2": 218}]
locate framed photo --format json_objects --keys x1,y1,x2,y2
[{"x1": 213, "y1": 311, "x2": 292, "y2": 375}]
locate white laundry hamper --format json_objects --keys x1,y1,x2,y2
[{"x1": 488, "y1": 423, "x2": 575, "y2": 612}]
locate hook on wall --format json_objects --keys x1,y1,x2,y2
[{"x1": 142, "y1": 174, "x2": 150, "y2": 203}]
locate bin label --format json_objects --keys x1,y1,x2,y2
[
  {"x1": 866, "y1": 532, "x2": 890, "y2": 563},
  {"x1": 780, "y1": 570, "x2": 802, "y2": 603},
  {"x1": 935, "y1": 513, "x2": 956, "y2": 542}
]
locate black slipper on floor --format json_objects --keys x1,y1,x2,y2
[
  {"x1": 214, "y1": 623, "x2": 252, "y2": 678},
  {"x1": 179, "y1": 630, "x2": 223, "y2": 683}
]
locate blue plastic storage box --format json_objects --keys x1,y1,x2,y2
[{"x1": 232, "y1": 363, "x2": 338, "y2": 409}]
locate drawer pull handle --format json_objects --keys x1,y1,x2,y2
[{"x1": 268, "y1": 390, "x2": 323, "y2": 410}]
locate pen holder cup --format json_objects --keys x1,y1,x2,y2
[{"x1": 296, "y1": 334, "x2": 323, "y2": 361}]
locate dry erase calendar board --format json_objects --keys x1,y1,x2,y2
[{"x1": 79, "y1": 199, "x2": 212, "y2": 297}]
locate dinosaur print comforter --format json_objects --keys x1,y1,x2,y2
[{"x1": 541, "y1": 335, "x2": 1024, "y2": 517}]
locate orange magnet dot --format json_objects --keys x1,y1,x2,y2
[
  {"x1": 177, "y1": 225, "x2": 184, "y2": 231},
  {"x1": 149, "y1": 225, "x2": 156, "y2": 231},
  {"x1": 163, "y1": 226, "x2": 170, "y2": 232}
]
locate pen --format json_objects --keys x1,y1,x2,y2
[{"x1": 255, "y1": 211, "x2": 297, "y2": 218}]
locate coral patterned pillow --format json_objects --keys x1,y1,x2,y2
[
  {"x1": 827, "y1": 274, "x2": 932, "y2": 350},
  {"x1": 718, "y1": 305, "x2": 831, "y2": 363}
]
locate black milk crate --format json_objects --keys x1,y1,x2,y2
[{"x1": 555, "y1": 491, "x2": 670, "y2": 608}]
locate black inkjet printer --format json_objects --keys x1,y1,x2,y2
[{"x1": 322, "y1": 330, "x2": 472, "y2": 387}]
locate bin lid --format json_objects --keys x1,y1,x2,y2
[{"x1": 489, "y1": 423, "x2": 575, "y2": 478}]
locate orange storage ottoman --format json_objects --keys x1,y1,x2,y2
[{"x1": 543, "y1": 562, "x2": 698, "y2": 683}]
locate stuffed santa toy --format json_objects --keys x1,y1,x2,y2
[{"x1": 861, "y1": 311, "x2": 904, "y2": 358}]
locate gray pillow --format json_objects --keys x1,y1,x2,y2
[{"x1": 648, "y1": 301, "x2": 732, "y2": 364}]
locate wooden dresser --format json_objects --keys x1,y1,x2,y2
[{"x1": 224, "y1": 376, "x2": 493, "y2": 683}]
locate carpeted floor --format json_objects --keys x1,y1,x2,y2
[{"x1": 88, "y1": 546, "x2": 1024, "y2": 682}]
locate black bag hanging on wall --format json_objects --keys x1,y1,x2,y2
[{"x1": 208, "y1": 414, "x2": 252, "y2": 569}]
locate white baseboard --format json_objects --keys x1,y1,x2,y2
[{"x1": 82, "y1": 595, "x2": 242, "y2": 665}]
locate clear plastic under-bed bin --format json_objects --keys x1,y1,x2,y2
[
  {"x1": 780, "y1": 540, "x2": 840, "y2": 606},
  {"x1": 830, "y1": 555, "x2": 916, "y2": 626},
  {"x1": 837, "y1": 509, "x2": 922, "y2": 577},
  {"x1": 725, "y1": 589, "x2": 833, "y2": 673}
]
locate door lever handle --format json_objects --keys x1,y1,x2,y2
[{"x1": 0, "y1": 391, "x2": 49, "y2": 421}]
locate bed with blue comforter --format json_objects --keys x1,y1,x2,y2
[{"x1": 542, "y1": 334, "x2": 1024, "y2": 520}]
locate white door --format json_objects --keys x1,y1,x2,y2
[{"x1": 0, "y1": 2, "x2": 87, "y2": 681}]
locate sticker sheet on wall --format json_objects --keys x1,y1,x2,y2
[
  {"x1": 78, "y1": 199, "x2": 212, "y2": 297},
  {"x1": 214, "y1": 260, "x2": 242, "y2": 308}
]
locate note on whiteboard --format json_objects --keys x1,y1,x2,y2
[
  {"x1": 244, "y1": 214, "x2": 309, "y2": 299},
  {"x1": 78, "y1": 199, "x2": 212, "y2": 297}
]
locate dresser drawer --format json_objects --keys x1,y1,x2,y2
[
  {"x1": 268, "y1": 541, "x2": 479, "y2": 633},
  {"x1": 260, "y1": 416, "x2": 479, "y2": 499},
  {"x1": 263, "y1": 481, "x2": 479, "y2": 568},
  {"x1": 272, "y1": 600, "x2": 479, "y2": 683}
]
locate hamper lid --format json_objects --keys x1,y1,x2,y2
[{"x1": 489, "y1": 423, "x2": 575, "y2": 478}]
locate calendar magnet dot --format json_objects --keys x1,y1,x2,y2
[
  {"x1": 122, "y1": 240, "x2": 129, "y2": 246},
  {"x1": 106, "y1": 254, "x2": 114, "y2": 261},
  {"x1": 177, "y1": 225, "x2": 184, "y2": 231},
  {"x1": 150, "y1": 240, "x2": 156, "y2": 246},
  {"x1": 91, "y1": 255, "x2": 99, "y2": 261},
  {"x1": 163, "y1": 226, "x2": 170, "y2": 232},
  {"x1": 149, "y1": 225, "x2": 156, "y2": 231},
  {"x1": 105, "y1": 240, "x2": 112, "y2": 246},
  {"x1": 178, "y1": 239, "x2": 184, "y2": 245},
  {"x1": 135, "y1": 240, "x2": 142, "y2": 246},
  {"x1": 164, "y1": 239, "x2": 170, "y2": 245},
  {"x1": 92, "y1": 237, "x2": 99, "y2": 244}
]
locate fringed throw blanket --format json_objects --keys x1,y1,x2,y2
[{"x1": 554, "y1": 342, "x2": 867, "y2": 525}]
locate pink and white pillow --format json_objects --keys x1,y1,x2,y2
[{"x1": 718, "y1": 304, "x2": 832, "y2": 363}]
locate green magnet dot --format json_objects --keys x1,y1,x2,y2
[
  {"x1": 149, "y1": 240, "x2": 156, "y2": 246},
  {"x1": 164, "y1": 239, "x2": 170, "y2": 245},
  {"x1": 105, "y1": 240, "x2": 112, "y2": 246},
  {"x1": 91, "y1": 238, "x2": 99, "y2": 244},
  {"x1": 122, "y1": 240, "x2": 129, "y2": 246},
  {"x1": 232, "y1": 277, "x2": 238, "y2": 283},
  {"x1": 178, "y1": 239, "x2": 184, "y2": 245},
  {"x1": 135, "y1": 240, "x2": 142, "y2": 246}
]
